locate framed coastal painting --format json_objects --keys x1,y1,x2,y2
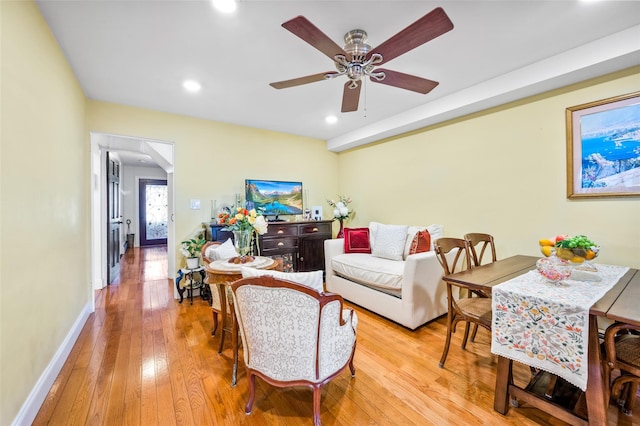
[{"x1": 566, "y1": 91, "x2": 640, "y2": 198}]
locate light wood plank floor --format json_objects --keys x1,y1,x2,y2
[{"x1": 34, "y1": 247, "x2": 639, "y2": 425}]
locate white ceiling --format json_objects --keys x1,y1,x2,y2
[{"x1": 36, "y1": 1, "x2": 640, "y2": 153}]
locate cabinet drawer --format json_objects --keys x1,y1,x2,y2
[
  {"x1": 300, "y1": 223, "x2": 331, "y2": 236},
  {"x1": 261, "y1": 237, "x2": 298, "y2": 251},
  {"x1": 265, "y1": 225, "x2": 299, "y2": 237}
]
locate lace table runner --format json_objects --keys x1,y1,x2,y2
[{"x1": 491, "y1": 264, "x2": 629, "y2": 391}]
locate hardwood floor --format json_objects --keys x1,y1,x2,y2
[{"x1": 34, "y1": 247, "x2": 639, "y2": 425}]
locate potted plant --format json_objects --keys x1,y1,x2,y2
[{"x1": 181, "y1": 237, "x2": 207, "y2": 269}]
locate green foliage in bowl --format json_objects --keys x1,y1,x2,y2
[{"x1": 554, "y1": 235, "x2": 597, "y2": 250}]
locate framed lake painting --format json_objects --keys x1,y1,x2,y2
[{"x1": 566, "y1": 91, "x2": 640, "y2": 198}]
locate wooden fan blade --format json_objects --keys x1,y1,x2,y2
[
  {"x1": 369, "y1": 7, "x2": 453, "y2": 65},
  {"x1": 270, "y1": 72, "x2": 338, "y2": 89},
  {"x1": 282, "y1": 16, "x2": 348, "y2": 61},
  {"x1": 371, "y1": 69, "x2": 438, "y2": 94},
  {"x1": 341, "y1": 81, "x2": 361, "y2": 112}
]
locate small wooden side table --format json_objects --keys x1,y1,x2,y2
[
  {"x1": 204, "y1": 256, "x2": 277, "y2": 386},
  {"x1": 176, "y1": 266, "x2": 206, "y2": 304}
]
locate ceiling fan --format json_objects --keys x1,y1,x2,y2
[{"x1": 269, "y1": 7, "x2": 454, "y2": 113}]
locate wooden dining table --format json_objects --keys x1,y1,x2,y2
[{"x1": 442, "y1": 255, "x2": 640, "y2": 425}]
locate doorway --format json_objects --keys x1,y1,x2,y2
[
  {"x1": 90, "y1": 132, "x2": 176, "y2": 303},
  {"x1": 107, "y1": 152, "x2": 122, "y2": 284},
  {"x1": 139, "y1": 178, "x2": 168, "y2": 246}
]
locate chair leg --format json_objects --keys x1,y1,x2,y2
[
  {"x1": 461, "y1": 322, "x2": 471, "y2": 350},
  {"x1": 312, "y1": 385, "x2": 322, "y2": 426},
  {"x1": 245, "y1": 372, "x2": 256, "y2": 414},
  {"x1": 623, "y1": 381, "x2": 638, "y2": 415},
  {"x1": 439, "y1": 315, "x2": 455, "y2": 368},
  {"x1": 211, "y1": 311, "x2": 219, "y2": 336},
  {"x1": 470, "y1": 323, "x2": 479, "y2": 342}
]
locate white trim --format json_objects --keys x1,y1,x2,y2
[{"x1": 11, "y1": 302, "x2": 92, "y2": 426}]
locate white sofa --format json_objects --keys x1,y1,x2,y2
[{"x1": 324, "y1": 223, "x2": 449, "y2": 330}]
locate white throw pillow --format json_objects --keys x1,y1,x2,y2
[
  {"x1": 206, "y1": 238, "x2": 238, "y2": 261},
  {"x1": 240, "y1": 267, "x2": 324, "y2": 293},
  {"x1": 370, "y1": 223, "x2": 409, "y2": 261}
]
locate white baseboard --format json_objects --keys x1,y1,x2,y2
[{"x1": 12, "y1": 302, "x2": 92, "y2": 426}]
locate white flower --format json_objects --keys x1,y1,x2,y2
[
  {"x1": 339, "y1": 206, "x2": 349, "y2": 217},
  {"x1": 333, "y1": 208, "x2": 340, "y2": 217},
  {"x1": 253, "y1": 215, "x2": 268, "y2": 235}
]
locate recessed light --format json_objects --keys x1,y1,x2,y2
[
  {"x1": 212, "y1": 0, "x2": 237, "y2": 13},
  {"x1": 325, "y1": 115, "x2": 338, "y2": 124},
  {"x1": 183, "y1": 80, "x2": 202, "y2": 93}
]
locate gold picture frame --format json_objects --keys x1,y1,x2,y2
[{"x1": 566, "y1": 91, "x2": 640, "y2": 199}]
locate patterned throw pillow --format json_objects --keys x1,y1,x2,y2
[
  {"x1": 409, "y1": 229, "x2": 431, "y2": 255},
  {"x1": 343, "y1": 227, "x2": 371, "y2": 254},
  {"x1": 371, "y1": 224, "x2": 409, "y2": 261}
]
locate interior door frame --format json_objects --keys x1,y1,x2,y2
[{"x1": 90, "y1": 132, "x2": 176, "y2": 307}]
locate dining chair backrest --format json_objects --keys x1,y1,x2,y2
[
  {"x1": 464, "y1": 233, "x2": 497, "y2": 267},
  {"x1": 434, "y1": 237, "x2": 472, "y2": 275}
]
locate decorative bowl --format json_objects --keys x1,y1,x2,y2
[{"x1": 536, "y1": 255, "x2": 573, "y2": 283}]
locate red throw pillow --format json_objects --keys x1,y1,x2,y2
[
  {"x1": 343, "y1": 228, "x2": 371, "y2": 254},
  {"x1": 409, "y1": 230, "x2": 431, "y2": 255}
]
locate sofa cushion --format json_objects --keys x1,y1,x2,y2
[
  {"x1": 343, "y1": 227, "x2": 371, "y2": 254},
  {"x1": 403, "y1": 224, "x2": 444, "y2": 258},
  {"x1": 241, "y1": 267, "x2": 324, "y2": 293},
  {"x1": 409, "y1": 229, "x2": 431, "y2": 255},
  {"x1": 206, "y1": 238, "x2": 237, "y2": 260},
  {"x1": 370, "y1": 223, "x2": 409, "y2": 261},
  {"x1": 331, "y1": 253, "x2": 404, "y2": 294}
]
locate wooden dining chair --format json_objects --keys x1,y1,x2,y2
[
  {"x1": 603, "y1": 322, "x2": 640, "y2": 415},
  {"x1": 463, "y1": 233, "x2": 496, "y2": 340},
  {"x1": 202, "y1": 241, "x2": 223, "y2": 336},
  {"x1": 434, "y1": 237, "x2": 492, "y2": 368},
  {"x1": 464, "y1": 233, "x2": 497, "y2": 267}
]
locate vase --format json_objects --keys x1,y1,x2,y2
[
  {"x1": 233, "y1": 229, "x2": 253, "y2": 258},
  {"x1": 337, "y1": 219, "x2": 344, "y2": 239},
  {"x1": 186, "y1": 257, "x2": 199, "y2": 269}
]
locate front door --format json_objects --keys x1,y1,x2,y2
[
  {"x1": 139, "y1": 179, "x2": 168, "y2": 246},
  {"x1": 107, "y1": 152, "x2": 122, "y2": 284}
]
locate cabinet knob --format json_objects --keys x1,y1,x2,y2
[
  {"x1": 277, "y1": 230, "x2": 284, "y2": 234},
  {"x1": 300, "y1": 257, "x2": 304, "y2": 262},
  {"x1": 312, "y1": 227, "x2": 318, "y2": 232},
  {"x1": 277, "y1": 242, "x2": 284, "y2": 246}
]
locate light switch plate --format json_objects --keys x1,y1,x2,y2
[{"x1": 190, "y1": 199, "x2": 201, "y2": 209}]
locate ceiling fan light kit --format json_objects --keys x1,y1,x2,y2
[{"x1": 270, "y1": 7, "x2": 454, "y2": 113}]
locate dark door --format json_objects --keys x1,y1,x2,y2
[
  {"x1": 107, "y1": 152, "x2": 122, "y2": 284},
  {"x1": 139, "y1": 179, "x2": 168, "y2": 246}
]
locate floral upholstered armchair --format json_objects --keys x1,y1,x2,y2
[{"x1": 231, "y1": 275, "x2": 358, "y2": 426}]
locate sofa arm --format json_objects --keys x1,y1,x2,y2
[
  {"x1": 324, "y1": 238, "x2": 345, "y2": 275},
  {"x1": 402, "y1": 250, "x2": 446, "y2": 302}
]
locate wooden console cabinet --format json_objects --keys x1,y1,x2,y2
[{"x1": 209, "y1": 220, "x2": 333, "y2": 272}]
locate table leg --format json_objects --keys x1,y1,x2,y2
[
  {"x1": 217, "y1": 284, "x2": 227, "y2": 354},
  {"x1": 232, "y1": 307, "x2": 238, "y2": 387},
  {"x1": 585, "y1": 314, "x2": 607, "y2": 425},
  {"x1": 494, "y1": 355, "x2": 513, "y2": 414}
]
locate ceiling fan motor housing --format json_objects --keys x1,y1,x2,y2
[{"x1": 343, "y1": 29, "x2": 371, "y2": 62}]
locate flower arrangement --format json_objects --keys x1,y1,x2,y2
[
  {"x1": 218, "y1": 207, "x2": 268, "y2": 235},
  {"x1": 181, "y1": 237, "x2": 207, "y2": 259},
  {"x1": 327, "y1": 195, "x2": 353, "y2": 221}
]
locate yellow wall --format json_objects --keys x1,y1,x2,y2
[
  {"x1": 1, "y1": 1, "x2": 90, "y2": 423},
  {"x1": 338, "y1": 67, "x2": 640, "y2": 269},
  {"x1": 2, "y1": 1, "x2": 639, "y2": 424},
  {"x1": 86, "y1": 100, "x2": 340, "y2": 261}
]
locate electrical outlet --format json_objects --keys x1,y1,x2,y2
[{"x1": 190, "y1": 199, "x2": 201, "y2": 209}]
